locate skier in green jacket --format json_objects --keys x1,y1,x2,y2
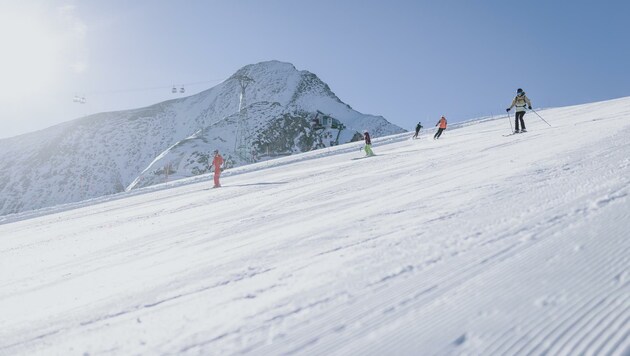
[{"x1": 363, "y1": 130, "x2": 375, "y2": 156}]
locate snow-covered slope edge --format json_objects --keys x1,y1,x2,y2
[
  {"x1": 0, "y1": 130, "x2": 411, "y2": 226},
  {"x1": 0, "y1": 61, "x2": 404, "y2": 216},
  {"x1": 1, "y1": 96, "x2": 629, "y2": 355}
]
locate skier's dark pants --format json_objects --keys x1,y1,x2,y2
[
  {"x1": 413, "y1": 129, "x2": 420, "y2": 138},
  {"x1": 434, "y1": 128, "x2": 445, "y2": 139},
  {"x1": 515, "y1": 111, "x2": 526, "y2": 131}
]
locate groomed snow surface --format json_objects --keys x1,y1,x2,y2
[{"x1": 1, "y1": 97, "x2": 629, "y2": 356}]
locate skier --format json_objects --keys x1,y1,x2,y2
[
  {"x1": 413, "y1": 122, "x2": 423, "y2": 139},
  {"x1": 211, "y1": 149, "x2": 224, "y2": 188},
  {"x1": 434, "y1": 116, "x2": 447, "y2": 139},
  {"x1": 506, "y1": 88, "x2": 532, "y2": 133},
  {"x1": 363, "y1": 130, "x2": 375, "y2": 156}
]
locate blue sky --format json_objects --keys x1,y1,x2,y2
[{"x1": 1, "y1": 0, "x2": 629, "y2": 138}]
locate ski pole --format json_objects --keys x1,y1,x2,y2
[
  {"x1": 531, "y1": 108, "x2": 552, "y2": 127},
  {"x1": 506, "y1": 110, "x2": 513, "y2": 132}
]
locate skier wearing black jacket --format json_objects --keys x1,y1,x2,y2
[{"x1": 413, "y1": 122, "x2": 423, "y2": 139}]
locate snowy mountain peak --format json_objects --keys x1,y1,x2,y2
[
  {"x1": 0, "y1": 61, "x2": 404, "y2": 216},
  {"x1": 221, "y1": 60, "x2": 342, "y2": 108}
]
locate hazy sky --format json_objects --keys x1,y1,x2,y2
[{"x1": 1, "y1": 0, "x2": 629, "y2": 138}]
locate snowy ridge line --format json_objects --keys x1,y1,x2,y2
[
  {"x1": 0, "y1": 106, "x2": 559, "y2": 226},
  {"x1": 0, "y1": 131, "x2": 411, "y2": 226},
  {"x1": 125, "y1": 127, "x2": 209, "y2": 192},
  {"x1": 454, "y1": 94, "x2": 630, "y2": 134},
  {"x1": 0, "y1": 111, "x2": 529, "y2": 226}
]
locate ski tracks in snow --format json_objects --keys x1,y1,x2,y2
[
  {"x1": 239, "y1": 121, "x2": 630, "y2": 355},
  {"x1": 1, "y1": 100, "x2": 630, "y2": 355}
]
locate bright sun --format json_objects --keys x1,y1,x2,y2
[{"x1": 0, "y1": 7, "x2": 61, "y2": 102}]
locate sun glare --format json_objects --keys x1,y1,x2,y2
[{"x1": 0, "y1": 9, "x2": 61, "y2": 102}]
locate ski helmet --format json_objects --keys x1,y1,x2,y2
[
  {"x1": 517, "y1": 88, "x2": 523, "y2": 93},
  {"x1": 213, "y1": 149, "x2": 219, "y2": 154}
]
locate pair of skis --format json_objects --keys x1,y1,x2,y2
[
  {"x1": 504, "y1": 109, "x2": 551, "y2": 136},
  {"x1": 502, "y1": 130, "x2": 528, "y2": 137},
  {"x1": 352, "y1": 155, "x2": 377, "y2": 160}
]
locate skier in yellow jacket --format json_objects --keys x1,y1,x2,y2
[{"x1": 506, "y1": 88, "x2": 532, "y2": 133}]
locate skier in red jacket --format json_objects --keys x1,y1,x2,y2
[{"x1": 211, "y1": 149, "x2": 224, "y2": 188}]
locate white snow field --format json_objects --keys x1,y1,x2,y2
[{"x1": 1, "y1": 97, "x2": 629, "y2": 355}]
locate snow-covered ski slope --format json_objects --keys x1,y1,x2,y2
[{"x1": 1, "y1": 97, "x2": 629, "y2": 355}]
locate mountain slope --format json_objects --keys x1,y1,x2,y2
[
  {"x1": 1, "y1": 97, "x2": 629, "y2": 355},
  {"x1": 0, "y1": 60, "x2": 404, "y2": 216}
]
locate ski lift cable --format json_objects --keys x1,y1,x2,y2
[{"x1": 82, "y1": 78, "x2": 226, "y2": 96}]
